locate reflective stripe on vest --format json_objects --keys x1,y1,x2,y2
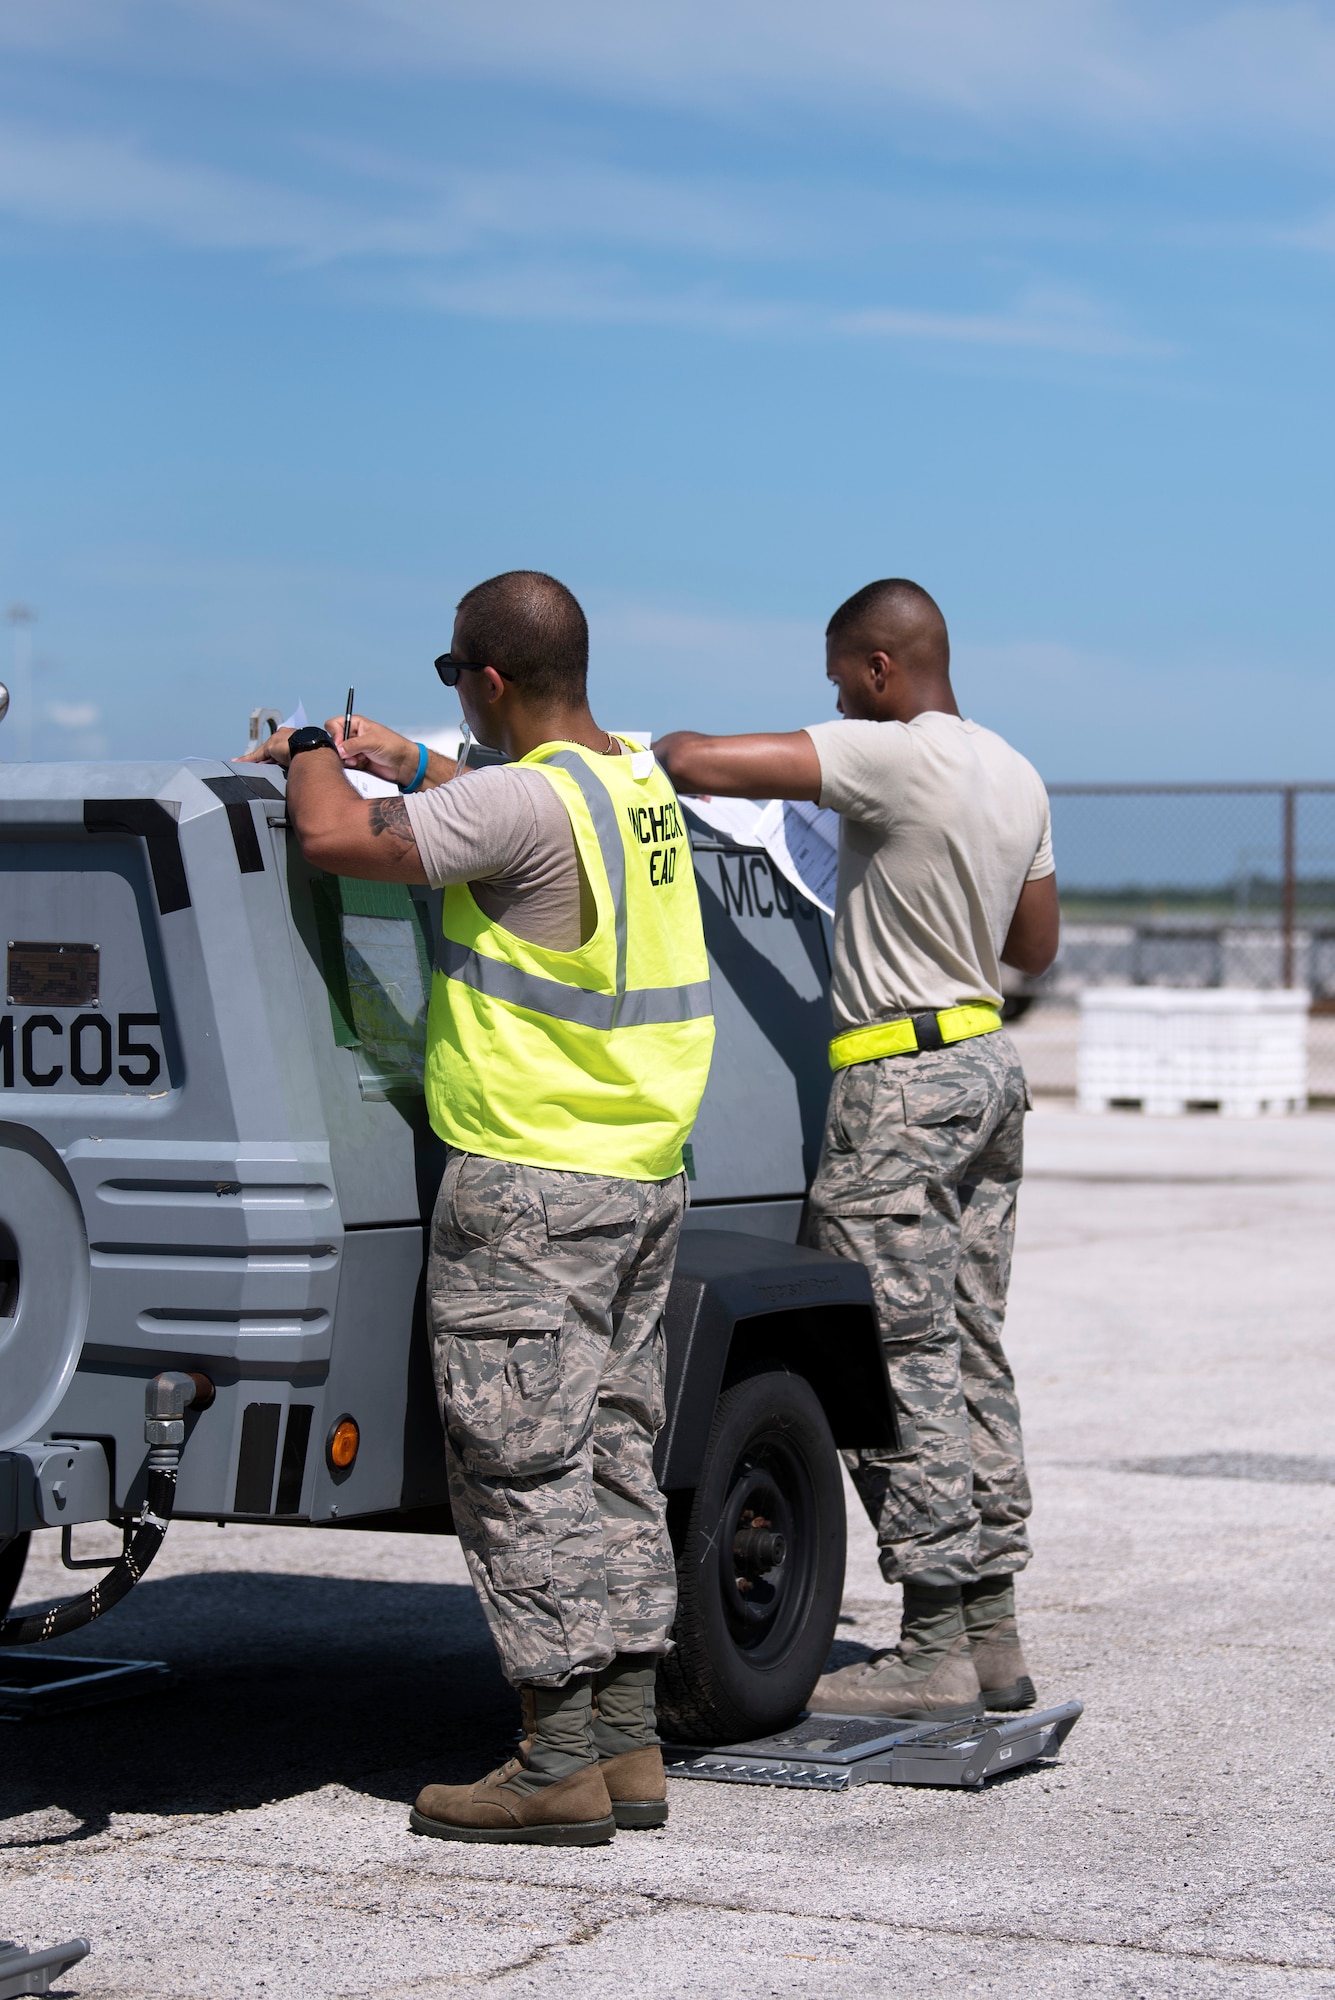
[
  {"x1": 548, "y1": 749, "x2": 628, "y2": 992},
  {"x1": 435, "y1": 938, "x2": 713, "y2": 1028}
]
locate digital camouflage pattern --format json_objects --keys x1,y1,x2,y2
[
  {"x1": 803, "y1": 1030, "x2": 1032, "y2": 1588},
  {"x1": 427, "y1": 1150, "x2": 685, "y2": 1687}
]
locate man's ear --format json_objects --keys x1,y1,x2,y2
[
  {"x1": 481, "y1": 667, "x2": 508, "y2": 705},
  {"x1": 868, "y1": 651, "x2": 892, "y2": 687}
]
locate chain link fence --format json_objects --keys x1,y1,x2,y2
[{"x1": 1006, "y1": 784, "x2": 1335, "y2": 1103}]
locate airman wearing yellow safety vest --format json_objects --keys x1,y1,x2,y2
[{"x1": 242, "y1": 570, "x2": 713, "y2": 1849}]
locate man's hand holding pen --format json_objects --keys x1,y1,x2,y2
[{"x1": 236, "y1": 708, "x2": 466, "y2": 791}]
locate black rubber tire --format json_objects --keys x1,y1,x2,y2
[
  {"x1": 657, "y1": 1368, "x2": 846, "y2": 1745},
  {"x1": 0, "y1": 1534, "x2": 30, "y2": 1620}
]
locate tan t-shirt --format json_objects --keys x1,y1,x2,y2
[
  {"x1": 403, "y1": 765, "x2": 592, "y2": 951},
  {"x1": 804, "y1": 711, "x2": 1054, "y2": 1032}
]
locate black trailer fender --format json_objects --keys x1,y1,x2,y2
[{"x1": 653, "y1": 1230, "x2": 896, "y2": 1492}]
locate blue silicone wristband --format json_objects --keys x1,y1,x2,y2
[{"x1": 399, "y1": 741, "x2": 429, "y2": 794}]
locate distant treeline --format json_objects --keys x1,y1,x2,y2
[{"x1": 1060, "y1": 876, "x2": 1335, "y2": 919}]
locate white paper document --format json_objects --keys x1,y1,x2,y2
[
  {"x1": 343, "y1": 768, "x2": 399, "y2": 799},
  {"x1": 754, "y1": 797, "x2": 840, "y2": 916},
  {"x1": 679, "y1": 795, "x2": 766, "y2": 848},
  {"x1": 682, "y1": 792, "x2": 839, "y2": 915}
]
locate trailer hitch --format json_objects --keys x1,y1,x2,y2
[{"x1": 0, "y1": 1373, "x2": 207, "y2": 1648}]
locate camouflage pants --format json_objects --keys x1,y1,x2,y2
[
  {"x1": 803, "y1": 1031, "x2": 1032, "y2": 1588},
  {"x1": 427, "y1": 1151, "x2": 685, "y2": 1688}
]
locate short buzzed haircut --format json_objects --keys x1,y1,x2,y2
[
  {"x1": 826, "y1": 578, "x2": 950, "y2": 677},
  {"x1": 454, "y1": 570, "x2": 589, "y2": 704}
]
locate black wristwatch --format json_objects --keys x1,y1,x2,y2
[{"x1": 286, "y1": 725, "x2": 337, "y2": 761}]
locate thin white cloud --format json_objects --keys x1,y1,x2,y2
[
  {"x1": 13, "y1": 1, "x2": 1335, "y2": 156},
  {"x1": 1281, "y1": 206, "x2": 1335, "y2": 254},
  {"x1": 408, "y1": 266, "x2": 1161, "y2": 357},
  {"x1": 0, "y1": 121, "x2": 804, "y2": 263},
  {"x1": 0, "y1": 122, "x2": 343, "y2": 253},
  {"x1": 835, "y1": 284, "x2": 1167, "y2": 359},
  {"x1": 0, "y1": 0, "x2": 122, "y2": 55},
  {"x1": 308, "y1": 145, "x2": 790, "y2": 259},
  {"x1": 401, "y1": 265, "x2": 801, "y2": 335},
  {"x1": 0, "y1": 120, "x2": 1161, "y2": 357},
  {"x1": 0, "y1": 117, "x2": 1110, "y2": 276}
]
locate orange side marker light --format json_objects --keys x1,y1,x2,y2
[{"x1": 327, "y1": 1416, "x2": 360, "y2": 1472}]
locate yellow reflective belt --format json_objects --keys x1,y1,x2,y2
[{"x1": 828, "y1": 1004, "x2": 1003, "y2": 1072}]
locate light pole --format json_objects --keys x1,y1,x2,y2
[{"x1": 6, "y1": 605, "x2": 34, "y2": 763}]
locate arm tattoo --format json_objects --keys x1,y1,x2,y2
[{"x1": 367, "y1": 798, "x2": 416, "y2": 850}]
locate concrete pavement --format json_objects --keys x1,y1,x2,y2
[{"x1": 4, "y1": 1104, "x2": 1335, "y2": 1997}]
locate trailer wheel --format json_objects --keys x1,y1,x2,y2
[
  {"x1": 657, "y1": 1368, "x2": 845, "y2": 1745},
  {"x1": 0, "y1": 1534, "x2": 30, "y2": 1620}
]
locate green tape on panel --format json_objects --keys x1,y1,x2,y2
[{"x1": 312, "y1": 875, "x2": 431, "y2": 1094}]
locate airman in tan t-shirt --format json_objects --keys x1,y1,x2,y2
[
  {"x1": 805, "y1": 708, "x2": 1053, "y2": 1033},
  {"x1": 657, "y1": 575, "x2": 1060, "y2": 1726}
]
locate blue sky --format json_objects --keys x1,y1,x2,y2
[{"x1": 2, "y1": 1, "x2": 1335, "y2": 778}]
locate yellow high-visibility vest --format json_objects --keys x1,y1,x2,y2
[{"x1": 423, "y1": 738, "x2": 715, "y2": 1180}]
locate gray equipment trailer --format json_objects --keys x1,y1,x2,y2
[{"x1": 0, "y1": 757, "x2": 894, "y2": 1742}]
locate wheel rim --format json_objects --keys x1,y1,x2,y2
[{"x1": 714, "y1": 1425, "x2": 818, "y2": 1668}]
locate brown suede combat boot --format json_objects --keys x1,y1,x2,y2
[
  {"x1": 410, "y1": 1679, "x2": 616, "y2": 1846},
  {"x1": 810, "y1": 1580, "x2": 984, "y2": 1721},
  {"x1": 598, "y1": 1746, "x2": 668, "y2": 1830},
  {"x1": 963, "y1": 1575, "x2": 1036, "y2": 1711},
  {"x1": 592, "y1": 1654, "x2": 668, "y2": 1829},
  {"x1": 411, "y1": 1758, "x2": 615, "y2": 1845}
]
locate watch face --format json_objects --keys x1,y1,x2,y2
[{"x1": 290, "y1": 725, "x2": 334, "y2": 753}]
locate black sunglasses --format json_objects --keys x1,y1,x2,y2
[{"x1": 434, "y1": 653, "x2": 514, "y2": 689}]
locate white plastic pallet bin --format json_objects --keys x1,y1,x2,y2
[{"x1": 1077, "y1": 988, "x2": 1309, "y2": 1117}]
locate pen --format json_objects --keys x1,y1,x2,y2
[{"x1": 343, "y1": 686, "x2": 355, "y2": 751}]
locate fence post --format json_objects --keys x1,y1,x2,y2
[{"x1": 1282, "y1": 786, "x2": 1297, "y2": 988}]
